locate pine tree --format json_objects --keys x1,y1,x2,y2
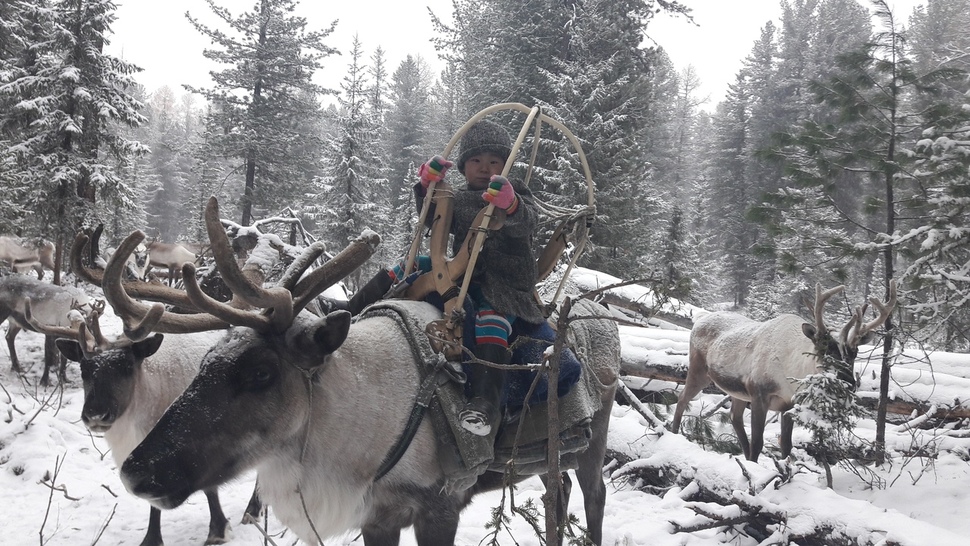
[
  {"x1": 143, "y1": 86, "x2": 188, "y2": 242},
  {"x1": 899, "y1": 0, "x2": 970, "y2": 351},
  {"x1": 708, "y1": 74, "x2": 758, "y2": 305},
  {"x1": 186, "y1": 0, "x2": 336, "y2": 225},
  {"x1": 380, "y1": 56, "x2": 436, "y2": 263}
]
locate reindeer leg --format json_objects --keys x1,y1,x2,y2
[
  {"x1": 747, "y1": 393, "x2": 769, "y2": 463},
  {"x1": 573, "y1": 396, "x2": 613, "y2": 546},
  {"x1": 540, "y1": 472, "x2": 572, "y2": 546},
  {"x1": 729, "y1": 397, "x2": 751, "y2": 460},
  {"x1": 361, "y1": 522, "x2": 403, "y2": 546},
  {"x1": 5, "y1": 320, "x2": 21, "y2": 373},
  {"x1": 203, "y1": 488, "x2": 230, "y2": 544},
  {"x1": 412, "y1": 500, "x2": 461, "y2": 546},
  {"x1": 241, "y1": 481, "x2": 262, "y2": 524},
  {"x1": 780, "y1": 411, "x2": 795, "y2": 458},
  {"x1": 671, "y1": 348, "x2": 710, "y2": 432},
  {"x1": 138, "y1": 506, "x2": 163, "y2": 546}
]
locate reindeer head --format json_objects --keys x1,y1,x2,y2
[
  {"x1": 58, "y1": 333, "x2": 165, "y2": 433},
  {"x1": 801, "y1": 281, "x2": 897, "y2": 387},
  {"x1": 97, "y1": 197, "x2": 378, "y2": 509}
]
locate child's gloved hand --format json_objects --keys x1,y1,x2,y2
[
  {"x1": 482, "y1": 175, "x2": 519, "y2": 214},
  {"x1": 417, "y1": 155, "x2": 453, "y2": 189}
]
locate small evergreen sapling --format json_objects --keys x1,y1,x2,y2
[{"x1": 789, "y1": 354, "x2": 867, "y2": 487}]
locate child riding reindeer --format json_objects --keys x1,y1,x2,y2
[{"x1": 348, "y1": 120, "x2": 545, "y2": 438}]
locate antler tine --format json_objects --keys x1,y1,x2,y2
[
  {"x1": 203, "y1": 197, "x2": 294, "y2": 332},
  {"x1": 291, "y1": 230, "x2": 381, "y2": 316},
  {"x1": 104, "y1": 230, "x2": 229, "y2": 335},
  {"x1": 83, "y1": 307, "x2": 135, "y2": 355},
  {"x1": 813, "y1": 283, "x2": 845, "y2": 334},
  {"x1": 122, "y1": 302, "x2": 166, "y2": 341},
  {"x1": 839, "y1": 304, "x2": 865, "y2": 348},
  {"x1": 86, "y1": 306, "x2": 107, "y2": 348},
  {"x1": 279, "y1": 241, "x2": 327, "y2": 291},
  {"x1": 182, "y1": 262, "x2": 278, "y2": 330},
  {"x1": 858, "y1": 279, "x2": 898, "y2": 339}
]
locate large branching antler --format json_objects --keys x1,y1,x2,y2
[
  {"x1": 179, "y1": 197, "x2": 296, "y2": 332},
  {"x1": 843, "y1": 280, "x2": 898, "y2": 348},
  {"x1": 104, "y1": 231, "x2": 229, "y2": 338},
  {"x1": 290, "y1": 230, "x2": 380, "y2": 315},
  {"x1": 180, "y1": 197, "x2": 380, "y2": 334}
]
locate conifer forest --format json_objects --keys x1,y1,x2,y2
[{"x1": 1, "y1": 0, "x2": 968, "y2": 352}]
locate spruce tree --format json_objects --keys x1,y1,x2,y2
[
  {"x1": 313, "y1": 37, "x2": 387, "y2": 284},
  {"x1": 0, "y1": 0, "x2": 146, "y2": 252}
]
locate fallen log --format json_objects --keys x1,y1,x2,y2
[{"x1": 599, "y1": 292, "x2": 696, "y2": 329}]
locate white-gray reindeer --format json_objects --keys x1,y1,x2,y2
[
  {"x1": 146, "y1": 240, "x2": 198, "y2": 285},
  {"x1": 671, "y1": 282, "x2": 897, "y2": 462},
  {"x1": 55, "y1": 328, "x2": 230, "y2": 546},
  {"x1": 0, "y1": 274, "x2": 91, "y2": 384},
  {"x1": 107, "y1": 197, "x2": 621, "y2": 546}
]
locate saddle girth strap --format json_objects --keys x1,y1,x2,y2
[{"x1": 366, "y1": 301, "x2": 460, "y2": 482}]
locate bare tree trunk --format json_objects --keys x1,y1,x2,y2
[{"x1": 874, "y1": 92, "x2": 898, "y2": 463}]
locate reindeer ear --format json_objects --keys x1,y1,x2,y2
[
  {"x1": 858, "y1": 331, "x2": 876, "y2": 346},
  {"x1": 801, "y1": 323, "x2": 817, "y2": 340},
  {"x1": 132, "y1": 333, "x2": 165, "y2": 360},
  {"x1": 55, "y1": 338, "x2": 85, "y2": 362},
  {"x1": 309, "y1": 310, "x2": 352, "y2": 355}
]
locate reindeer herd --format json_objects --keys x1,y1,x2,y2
[{"x1": 0, "y1": 198, "x2": 899, "y2": 546}]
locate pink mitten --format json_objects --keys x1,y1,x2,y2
[
  {"x1": 482, "y1": 175, "x2": 519, "y2": 214},
  {"x1": 418, "y1": 155, "x2": 453, "y2": 189}
]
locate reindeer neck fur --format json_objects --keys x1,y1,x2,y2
[{"x1": 243, "y1": 307, "x2": 445, "y2": 543}]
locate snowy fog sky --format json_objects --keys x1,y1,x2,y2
[
  {"x1": 107, "y1": 0, "x2": 926, "y2": 108},
  {"x1": 107, "y1": 0, "x2": 456, "y2": 99},
  {"x1": 647, "y1": 0, "x2": 927, "y2": 108}
]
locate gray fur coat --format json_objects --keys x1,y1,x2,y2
[{"x1": 414, "y1": 178, "x2": 545, "y2": 325}]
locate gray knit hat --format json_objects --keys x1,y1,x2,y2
[{"x1": 456, "y1": 120, "x2": 512, "y2": 174}]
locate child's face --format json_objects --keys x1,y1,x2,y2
[{"x1": 463, "y1": 152, "x2": 505, "y2": 190}]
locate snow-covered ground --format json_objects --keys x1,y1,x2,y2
[{"x1": 2, "y1": 272, "x2": 969, "y2": 545}]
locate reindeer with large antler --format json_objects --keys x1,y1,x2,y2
[
  {"x1": 105, "y1": 196, "x2": 621, "y2": 546},
  {"x1": 671, "y1": 282, "x2": 897, "y2": 462}
]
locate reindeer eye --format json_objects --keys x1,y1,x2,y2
[{"x1": 239, "y1": 364, "x2": 277, "y2": 392}]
